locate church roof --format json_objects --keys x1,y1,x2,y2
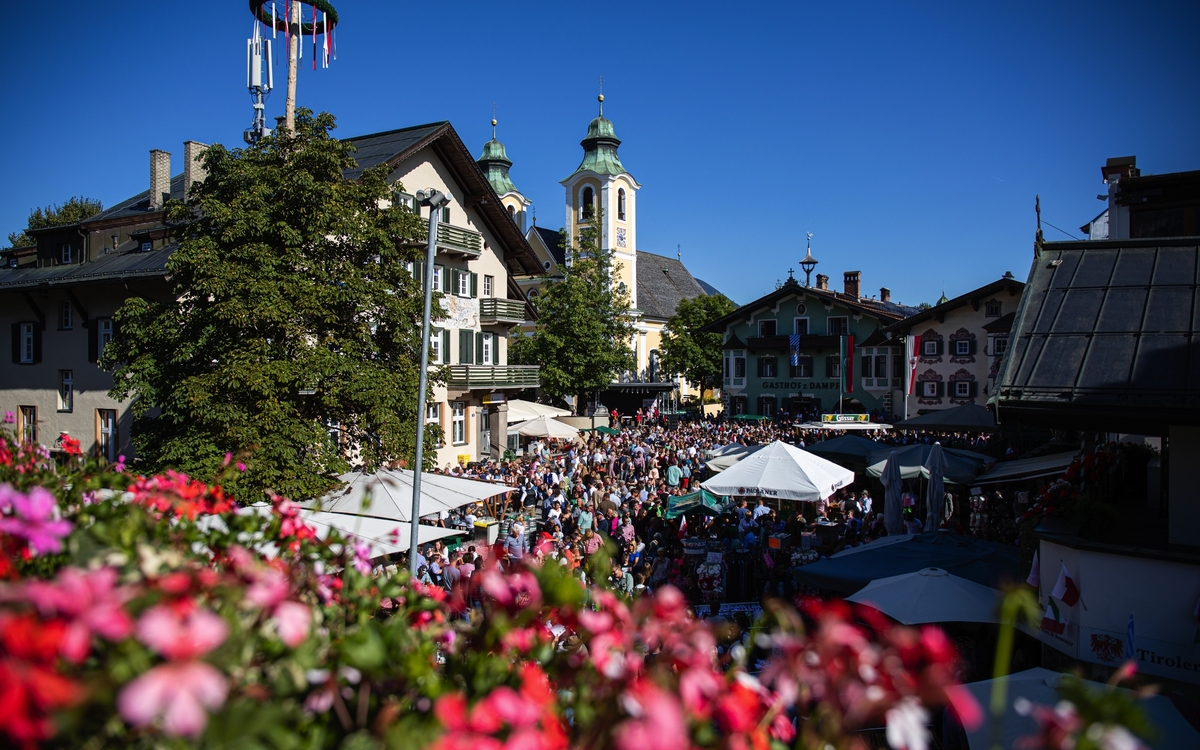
[
  {"x1": 564, "y1": 99, "x2": 630, "y2": 180},
  {"x1": 477, "y1": 119, "x2": 520, "y2": 197},
  {"x1": 636, "y1": 251, "x2": 707, "y2": 321},
  {"x1": 531, "y1": 226, "x2": 567, "y2": 267}
]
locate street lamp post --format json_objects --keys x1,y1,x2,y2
[{"x1": 409, "y1": 188, "x2": 451, "y2": 575}]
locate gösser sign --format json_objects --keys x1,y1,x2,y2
[{"x1": 761, "y1": 381, "x2": 839, "y2": 390}]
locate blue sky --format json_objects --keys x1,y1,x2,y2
[{"x1": 2, "y1": 1, "x2": 1197, "y2": 307}]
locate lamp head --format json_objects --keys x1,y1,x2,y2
[{"x1": 416, "y1": 189, "x2": 452, "y2": 209}]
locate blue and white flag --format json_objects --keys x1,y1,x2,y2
[{"x1": 789, "y1": 334, "x2": 801, "y2": 366}]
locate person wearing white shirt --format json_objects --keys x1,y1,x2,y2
[{"x1": 752, "y1": 499, "x2": 771, "y2": 519}]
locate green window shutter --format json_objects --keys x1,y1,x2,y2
[
  {"x1": 969, "y1": 381, "x2": 979, "y2": 397},
  {"x1": 440, "y1": 266, "x2": 450, "y2": 293},
  {"x1": 459, "y1": 330, "x2": 474, "y2": 365},
  {"x1": 968, "y1": 339, "x2": 977, "y2": 355},
  {"x1": 451, "y1": 269, "x2": 460, "y2": 296},
  {"x1": 476, "y1": 332, "x2": 484, "y2": 363},
  {"x1": 413, "y1": 261, "x2": 424, "y2": 286},
  {"x1": 441, "y1": 329, "x2": 450, "y2": 360},
  {"x1": 936, "y1": 340, "x2": 944, "y2": 356},
  {"x1": 470, "y1": 272, "x2": 478, "y2": 298},
  {"x1": 936, "y1": 381, "x2": 945, "y2": 397}
]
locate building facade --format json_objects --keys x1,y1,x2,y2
[
  {"x1": 705, "y1": 272, "x2": 914, "y2": 417},
  {"x1": 883, "y1": 274, "x2": 1024, "y2": 418}
]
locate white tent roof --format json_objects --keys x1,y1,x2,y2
[
  {"x1": 300, "y1": 511, "x2": 463, "y2": 558},
  {"x1": 973, "y1": 451, "x2": 1079, "y2": 485},
  {"x1": 701, "y1": 440, "x2": 854, "y2": 502},
  {"x1": 961, "y1": 668, "x2": 1200, "y2": 750},
  {"x1": 513, "y1": 415, "x2": 580, "y2": 439},
  {"x1": 846, "y1": 567, "x2": 1002, "y2": 624},
  {"x1": 797, "y1": 421, "x2": 893, "y2": 431},
  {"x1": 705, "y1": 443, "x2": 765, "y2": 471},
  {"x1": 303, "y1": 469, "x2": 511, "y2": 522},
  {"x1": 506, "y1": 399, "x2": 571, "y2": 424}
]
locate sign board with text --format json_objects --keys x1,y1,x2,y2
[{"x1": 821, "y1": 413, "x2": 869, "y2": 423}]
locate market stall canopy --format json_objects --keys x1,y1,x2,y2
[
  {"x1": 803, "y1": 435, "x2": 887, "y2": 467},
  {"x1": 701, "y1": 440, "x2": 854, "y2": 502},
  {"x1": 865, "y1": 443, "x2": 995, "y2": 486},
  {"x1": 793, "y1": 532, "x2": 1021, "y2": 593},
  {"x1": 513, "y1": 415, "x2": 580, "y2": 439},
  {"x1": 300, "y1": 511, "x2": 463, "y2": 558},
  {"x1": 580, "y1": 425, "x2": 621, "y2": 436},
  {"x1": 846, "y1": 567, "x2": 1002, "y2": 624},
  {"x1": 893, "y1": 403, "x2": 997, "y2": 433},
  {"x1": 960, "y1": 668, "x2": 1200, "y2": 750},
  {"x1": 303, "y1": 469, "x2": 511, "y2": 522},
  {"x1": 665, "y1": 489, "x2": 733, "y2": 519},
  {"x1": 506, "y1": 399, "x2": 571, "y2": 424},
  {"x1": 705, "y1": 443, "x2": 766, "y2": 471},
  {"x1": 797, "y1": 421, "x2": 892, "y2": 431},
  {"x1": 973, "y1": 451, "x2": 1079, "y2": 485}
]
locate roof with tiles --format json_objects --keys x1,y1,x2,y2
[{"x1": 635, "y1": 251, "x2": 708, "y2": 321}]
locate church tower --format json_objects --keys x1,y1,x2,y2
[
  {"x1": 561, "y1": 94, "x2": 641, "y2": 307},
  {"x1": 477, "y1": 116, "x2": 531, "y2": 232}
]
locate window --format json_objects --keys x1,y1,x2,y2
[
  {"x1": 441, "y1": 207, "x2": 451, "y2": 223},
  {"x1": 431, "y1": 265, "x2": 444, "y2": 292},
  {"x1": 480, "y1": 332, "x2": 494, "y2": 365},
  {"x1": 758, "y1": 320, "x2": 776, "y2": 337},
  {"x1": 994, "y1": 336, "x2": 1008, "y2": 356},
  {"x1": 326, "y1": 420, "x2": 344, "y2": 453},
  {"x1": 826, "y1": 355, "x2": 841, "y2": 378},
  {"x1": 58, "y1": 370, "x2": 73, "y2": 412},
  {"x1": 140, "y1": 241, "x2": 152, "y2": 253},
  {"x1": 955, "y1": 340, "x2": 973, "y2": 356},
  {"x1": 921, "y1": 381, "x2": 940, "y2": 398},
  {"x1": 19, "y1": 406, "x2": 37, "y2": 445},
  {"x1": 508, "y1": 205, "x2": 516, "y2": 218},
  {"x1": 861, "y1": 354, "x2": 873, "y2": 379},
  {"x1": 758, "y1": 395, "x2": 776, "y2": 417},
  {"x1": 581, "y1": 186, "x2": 595, "y2": 219},
  {"x1": 758, "y1": 356, "x2": 777, "y2": 378},
  {"x1": 426, "y1": 403, "x2": 440, "y2": 423},
  {"x1": 60, "y1": 244, "x2": 72, "y2": 264},
  {"x1": 451, "y1": 402, "x2": 466, "y2": 445},
  {"x1": 96, "y1": 409, "x2": 118, "y2": 462},
  {"x1": 986, "y1": 301, "x2": 1001, "y2": 317},
  {"x1": 893, "y1": 356, "x2": 902, "y2": 380},
  {"x1": 617, "y1": 188, "x2": 626, "y2": 221},
  {"x1": 923, "y1": 340, "x2": 939, "y2": 356},
  {"x1": 723, "y1": 356, "x2": 729, "y2": 379},
  {"x1": 483, "y1": 275, "x2": 494, "y2": 297},
  {"x1": 16, "y1": 322, "x2": 36, "y2": 363},
  {"x1": 875, "y1": 354, "x2": 888, "y2": 383},
  {"x1": 733, "y1": 357, "x2": 746, "y2": 378},
  {"x1": 430, "y1": 329, "x2": 444, "y2": 364},
  {"x1": 793, "y1": 318, "x2": 809, "y2": 335},
  {"x1": 827, "y1": 317, "x2": 848, "y2": 336},
  {"x1": 955, "y1": 381, "x2": 971, "y2": 397},
  {"x1": 456, "y1": 269, "x2": 471, "y2": 296},
  {"x1": 98, "y1": 319, "x2": 113, "y2": 360},
  {"x1": 60, "y1": 300, "x2": 73, "y2": 330},
  {"x1": 790, "y1": 356, "x2": 812, "y2": 378}
]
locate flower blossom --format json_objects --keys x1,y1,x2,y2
[
  {"x1": 22, "y1": 567, "x2": 133, "y2": 663},
  {"x1": 117, "y1": 660, "x2": 228, "y2": 737},
  {"x1": 135, "y1": 604, "x2": 228, "y2": 661},
  {"x1": 0, "y1": 485, "x2": 73, "y2": 556}
]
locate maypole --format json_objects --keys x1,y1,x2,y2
[{"x1": 249, "y1": 0, "x2": 338, "y2": 132}]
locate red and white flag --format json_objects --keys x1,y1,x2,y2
[
  {"x1": 1050, "y1": 563, "x2": 1080, "y2": 607},
  {"x1": 905, "y1": 335, "x2": 922, "y2": 395},
  {"x1": 1041, "y1": 599, "x2": 1066, "y2": 634},
  {"x1": 678, "y1": 513, "x2": 687, "y2": 540},
  {"x1": 1026, "y1": 550, "x2": 1040, "y2": 589}
]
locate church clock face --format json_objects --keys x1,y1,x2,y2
[{"x1": 616, "y1": 227, "x2": 627, "y2": 248}]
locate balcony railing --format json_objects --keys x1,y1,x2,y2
[
  {"x1": 479, "y1": 298, "x2": 527, "y2": 325},
  {"x1": 436, "y1": 222, "x2": 482, "y2": 256},
  {"x1": 446, "y1": 365, "x2": 540, "y2": 390}
]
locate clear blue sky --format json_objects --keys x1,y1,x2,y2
[{"x1": 2, "y1": 1, "x2": 1197, "y2": 307}]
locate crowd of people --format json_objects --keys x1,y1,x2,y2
[{"x1": 401, "y1": 414, "x2": 1006, "y2": 603}]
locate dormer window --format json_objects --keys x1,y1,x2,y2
[
  {"x1": 985, "y1": 300, "x2": 1001, "y2": 317},
  {"x1": 617, "y1": 188, "x2": 626, "y2": 221},
  {"x1": 60, "y1": 244, "x2": 72, "y2": 264},
  {"x1": 581, "y1": 186, "x2": 595, "y2": 219}
]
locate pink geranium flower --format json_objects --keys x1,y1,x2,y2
[
  {"x1": 271, "y1": 600, "x2": 312, "y2": 647},
  {"x1": 136, "y1": 604, "x2": 228, "y2": 660},
  {"x1": 614, "y1": 680, "x2": 688, "y2": 750},
  {"x1": 118, "y1": 661, "x2": 228, "y2": 737},
  {"x1": 23, "y1": 567, "x2": 133, "y2": 663},
  {"x1": 0, "y1": 485, "x2": 73, "y2": 555}
]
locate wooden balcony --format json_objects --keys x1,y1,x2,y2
[
  {"x1": 446, "y1": 365, "x2": 540, "y2": 390},
  {"x1": 479, "y1": 298, "x2": 527, "y2": 326},
  {"x1": 436, "y1": 222, "x2": 482, "y2": 257}
]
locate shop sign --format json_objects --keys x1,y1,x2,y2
[
  {"x1": 762, "y1": 381, "x2": 839, "y2": 390},
  {"x1": 1079, "y1": 626, "x2": 1200, "y2": 685},
  {"x1": 822, "y1": 413, "x2": 869, "y2": 423}
]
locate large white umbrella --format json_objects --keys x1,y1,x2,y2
[
  {"x1": 960, "y1": 668, "x2": 1200, "y2": 750},
  {"x1": 924, "y1": 442, "x2": 949, "y2": 530},
  {"x1": 705, "y1": 443, "x2": 765, "y2": 471},
  {"x1": 700, "y1": 440, "x2": 854, "y2": 502},
  {"x1": 881, "y1": 450, "x2": 905, "y2": 535},
  {"x1": 846, "y1": 567, "x2": 1002, "y2": 624},
  {"x1": 506, "y1": 399, "x2": 571, "y2": 424},
  {"x1": 303, "y1": 469, "x2": 511, "y2": 522},
  {"x1": 300, "y1": 511, "x2": 462, "y2": 558},
  {"x1": 514, "y1": 415, "x2": 580, "y2": 439}
]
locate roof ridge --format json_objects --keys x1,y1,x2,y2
[{"x1": 343, "y1": 121, "x2": 450, "y2": 142}]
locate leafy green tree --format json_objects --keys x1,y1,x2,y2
[
  {"x1": 7, "y1": 196, "x2": 103, "y2": 247},
  {"x1": 659, "y1": 292, "x2": 737, "y2": 399},
  {"x1": 102, "y1": 110, "x2": 437, "y2": 501},
  {"x1": 510, "y1": 222, "x2": 634, "y2": 406}
]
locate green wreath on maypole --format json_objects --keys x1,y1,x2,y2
[{"x1": 250, "y1": 0, "x2": 338, "y2": 36}]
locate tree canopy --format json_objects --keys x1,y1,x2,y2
[
  {"x1": 509, "y1": 222, "x2": 634, "y2": 406},
  {"x1": 659, "y1": 293, "x2": 738, "y2": 399},
  {"x1": 102, "y1": 110, "x2": 436, "y2": 501},
  {"x1": 7, "y1": 196, "x2": 103, "y2": 247}
]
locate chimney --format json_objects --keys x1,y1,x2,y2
[
  {"x1": 1102, "y1": 155, "x2": 1138, "y2": 241},
  {"x1": 815, "y1": 273, "x2": 829, "y2": 290},
  {"x1": 184, "y1": 141, "x2": 209, "y2": 199},
  {"x1": 150, "y1": 150, "x2": 171, "y2": 210},
  {"x1": 843, "y1": 270, "x2": 861, "y2": 299},
  {"x1": 880, "y1": 287, "x2": 890, "y2": 302}
]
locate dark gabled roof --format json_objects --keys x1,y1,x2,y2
[
  {"x1": 994, "y1": 237, "x2": 1200, "y2": 432},
  {"x1": 695, "y1": 278, "x2": 730, "y2": 301},
  {"x1": 531, "y1": 226, "x2": 566, "y2": 267},
  {"x1": 344, "y1": 122, "x2": 543, "y2": 278},
  {"x1": 81, "y1": 173, "x2": 187, "y2": 227},
  {"x1": 857, "y1": 327, "x2": 895, "y2": 347},
  {"x1": 635, "y1": 251, "x2": 707, "y2": 321},
  {"x1": 723, "y1": 333, "x2": 747, "y2": 350},
  {"x1": 701, "y1": 278, "x2": 907, "y2": 334},
  {"x1": 982, "y1": 311, "x2": 1016, "y2": 333},
  {"x1": 0, "y1": 243, "x2": 175, "y2": 290},
  {"x1": 882, "y1": 276, "x2": 1025, "y2": 334}
]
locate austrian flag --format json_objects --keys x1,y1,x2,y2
[
  {"x1": 1050, "y1": 563, "x2": 1080, "y2": 607},
  {"x1": 1041, "y1": 598, "x2": 1066, "y2": 634}
]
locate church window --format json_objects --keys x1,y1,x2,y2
[
  {"x1": 508, "y1": 205, "x2": 516, "y2": 218},
  {"x1": 617, "y1": 189, "x2": 626, "y2": 221},
  {"x1": 581, "y1": 186, "x2": 595, "y2": 219}
]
